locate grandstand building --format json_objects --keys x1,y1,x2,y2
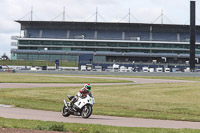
[{"x1": 11, "y1": 21, "x2": 200, "y2": 66}]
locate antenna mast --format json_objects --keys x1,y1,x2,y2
[
  {"x1": 96, "y1": 7, "x2": 98, "y2": 22},
  {"x1": 63, "y1": 7, "x2": 65, "y2": 21},
  {"x1": 152, "y1": 9, "x2": 173, "y2": 24},
  {"x1": 129, "y1": 8, "x2": 131, "y2": 23},
  {"x1": 84, "y1": 7, "x2": 105, "y2": 22},
  {"x1": 31, "y1": 6, "x2": 33, "y2": 21},
  {"x1": 161, "y1": 9, "x2": 163, "y2": 24}
]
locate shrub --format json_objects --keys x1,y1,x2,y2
[{"x1": 47, "y1": 123, "x2": 65, "y2": 132}]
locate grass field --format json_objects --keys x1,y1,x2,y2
[
  {"x1": 0, "y1": 73, "x2": 200, "y2": 121},
  {"x1": 0, "y1": 73, "x2": 131, "y2": 83},
  {"x1": 0, "y1": 60, "x2": 78, "y2": 67},
  {"x1": 0, "y1": 117, "x2": 200, "y2": 133},
  {"x1": 116, "y1": 75, "x2": 200, "y2": 81},
  {"x1": 84, "y1": 75, "x2": 200, "y2": 81}
]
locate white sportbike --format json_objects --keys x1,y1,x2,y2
[{"x1": 62, "y1": 94, "x2": 95, "y2": 118}]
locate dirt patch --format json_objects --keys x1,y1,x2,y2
[{"x1": 0, "y1": 127, "x2": 73, "y2": 133}]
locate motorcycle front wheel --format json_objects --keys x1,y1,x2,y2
[
  {"x1": 81, "y1": 105, "x2": 92, "y2": 118},
  {"x1": 62, "y1": 105, "x2": 70, "y2": 117}
]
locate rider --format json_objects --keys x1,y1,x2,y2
[{"x1": 69, "y1": 83, "x2": 92, "y2": 108}]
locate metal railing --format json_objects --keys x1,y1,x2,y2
[
  {"x1": 17, "y1": 35, "x2": 194, "y2": 43},
  {"x1": 11, "y1": 36, "x2": 19, "y2": 40}
]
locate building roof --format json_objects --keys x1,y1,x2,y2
[{"x1": 16, "y1": 20, "x2": 200, "y2": 32}]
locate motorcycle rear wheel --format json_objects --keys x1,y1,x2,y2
[
  {"x1": 81, "y1": 105, "x2": 92, "y2": 118},
  {"x1": 62, "y1": 105, "x2": 70, "y2": 117}
]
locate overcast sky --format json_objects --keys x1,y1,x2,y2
[{"x1": 0, "y1": 0, "x2": 200, "y2": 58}]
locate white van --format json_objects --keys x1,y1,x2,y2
[
  {"x1": 113, "y1": 64, "x2": 120, "y2": 72},
  {"x1": 120, "y1": 66, "x2": 128, "y2": 72},
  {"x1": 81, "y1": 65, "x2": 86, "y2": 71},
  {"x1": 156, "y1": 67, "x2": 163, "y2": 72},
  {"x1": 164, "y1": 68, "x2": 170, "y2": 72},
  {"x1": 142, "y1": 67, "x2": 149, "y2": 72},
  {"x1": 149, "y1": 68, "x2": 155, "y2": 72}
]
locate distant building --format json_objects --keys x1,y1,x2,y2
[{"x1": 11, "y1": 21, "x2": 200, "y2": 65}]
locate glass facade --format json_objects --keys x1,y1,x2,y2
[
  {"x1": 11, "y1": 21, "x2": 200, "y2": 64},
  {"x1": 15, "y1": 39, "x2": 200, "y2": 62},
  {"x1": 17, "y1": 40, "x2": 198, "y2": 54},
  {"x1": 16, "y1": 53, "x2": 78, "y2": 61}
]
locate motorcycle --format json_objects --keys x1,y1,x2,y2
[{"x1": 62, "y1": 94, "x2": 95, "y2": 118}]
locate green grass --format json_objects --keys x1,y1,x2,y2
[
  {"x1": 0, "y1": 73, "x2": 200, "y2": 121},
  {"x1": 0, "y1": 117, "x2": 199, "y2": 133},
  {"x1": 0, "y1": 74, "x2": 200, "y2": 132},
  {"x1": 82, "y1": 75, "x2": 200, "y2": 81},
  {"x1": 0, "y1": 73, "x2": 131, "y2": 83},
  {"x1": 0, "y1": 60, "x2": 78, "y2": 67},
  {"x1": 0, "y1": 82, "x2": 200, "y2": 121},
  {"x1": 117, "y1": 76, "x2": 200, "y2": 81}
]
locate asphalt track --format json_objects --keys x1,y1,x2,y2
[
  {"x1": 0, "y1": 75, "x2": 195, "y2": 89},
  {"x1": 0, "y1": 107, "x2": 200, "y2": 129},
  {"x1": 0, "y1": 75, "x2": 199, "y2": 129}
]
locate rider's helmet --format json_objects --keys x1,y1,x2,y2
[{"x1": 84, "y1": 83, "x2": 91, "y2": 91}]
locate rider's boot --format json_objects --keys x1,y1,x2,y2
[
  {"x1": 69, "y1": 100, "x2": 74, "y2": 110},
  {"x1": 69, "y1": 97, "x2": 77, "y2": 110}
]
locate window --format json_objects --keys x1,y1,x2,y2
[
  {"x1": 118, "y1": 43, "x2": 128, "y2": 47},
  {"x1": 42, "y1": 41, "x2": 52, "y2": 45},
  {"x1": 63, "y1": 41, "x2": 74, "y2": 46},
  {"x1": 107, "y1": 42, "x2": 117, "y2": 47},
  {"x1": 85, "y1": 42, "x2": 95, "y2": 46},
  {"x1": 30, "y1": 41, "x2": 40, "y2": 45},
  {"x1": 52, "y1": 41, "x2": 63, "y2": 45},
  {"x1": 19, "y1": 40, "x2": 30, "y2": 45},
  {"x1": 96, "y1": 42, "x2": 106, "y2": 46}
]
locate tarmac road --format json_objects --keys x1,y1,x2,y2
[
  {"x1": 0, "y1": 107, "x2": 200, "y2": 129},
  {"x1": 0, "y1": 75, "x2": 194, "y2": 89},
  {"x1": 0, "y1": 75, "x2": 198, "y2": 129}
]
